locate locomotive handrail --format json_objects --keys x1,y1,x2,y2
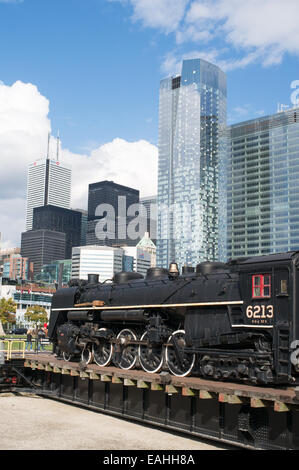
[{"x1": 51, "y1": 300, "x2": 244, "y2": 311}]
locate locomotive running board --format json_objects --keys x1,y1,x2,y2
[{"x1": 51, "y1": 300, "x2": 244, "y2": 312}]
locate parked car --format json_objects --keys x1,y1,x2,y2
[{"x1": 9, "y1": 328, "x2": 28, "y2": 335}]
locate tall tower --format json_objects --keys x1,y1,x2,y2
[
  {"x1": 86, "y1": 180, "x2": 140, "y2": 247},
  {"x1": 220, "y1": 107, "x2": 299, "y2": 261},
  {"x1": 25, "y1": 136, "x2": 72, "y2": 231},
  {"x1": 157, "y1": 58, "x2": 227, "y2": 268}
]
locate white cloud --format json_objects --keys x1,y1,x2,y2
[
  {"x1": 130, "y1": 0, "x2": 189, "y2": 33},
  {"x1": 114, "y1": 0, "x2": 299, "y2": 69},
  {"x1": 0, "y1": 81, "x2": 158, "y2": 248},
  {"x1": 181, "y1": 0, "x2": 299, "y2": 66},
  {"x1": 0, "y1": 81, "x2": 51, "y2": 202},
  {"x1": 59, "y1": 138, "x2": 158, "y2": 210}
]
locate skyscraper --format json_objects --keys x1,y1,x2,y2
[
  {"x1": 86, "y1": 180, "x2": 142, "y2": 247},
  {"x1": 21, "y1": 229, "x2": 66, "y2": 274},
  {"x1": 26, "y1": 150, "x2": 71, "y2": 231},
  {"x1": 219, "y1": 106, "x2": 299, "y2": 261},
  {"x1": 140, "y1": 195, "x2": 157, "y2": 242},
  {"x1": 75, "y1": 209, "x2": 88, "y2": 246},
  {"x1": 32, "y1": 205, "x2": 82, "y2": 259},
  {"x1": 157, "y1": 58, "x2": 227, "y2": 268}
]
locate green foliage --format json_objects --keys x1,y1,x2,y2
[
  {"x1": 24, "y1": 305, "x2": 48, "y2": 327},
  {"x1": 0, "y1": 298, "x2": 17, "y2": 325}
]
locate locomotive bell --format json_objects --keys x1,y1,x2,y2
[{"x1": 169, "y1": 262, "x2": 179, "y2": 277}]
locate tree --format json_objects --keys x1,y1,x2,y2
[
  {"x1": 0, "y1": 298, "x2": 17, "y2": 334},
  {"x1": 24, "y1": 305, "x2": 48, "y2": 331}
]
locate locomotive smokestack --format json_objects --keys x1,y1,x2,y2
[{"x1": 88, "y1": 274, "x2": 99, "y2": 284}]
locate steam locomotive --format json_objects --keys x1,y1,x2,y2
[{"x1": 48, "y1": 251, "x2": 299, "y2": 385}]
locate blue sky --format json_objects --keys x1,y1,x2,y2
[
  {"x1": 0, "y1": 0, "x2": 299, "y2": 247},
  {"x1": 1, "y1": 0, "x2": 298, "y2": 152}
]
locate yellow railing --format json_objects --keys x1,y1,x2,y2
[{"x1": 0, "y1": 339, "x2": 26, "y2": 360}]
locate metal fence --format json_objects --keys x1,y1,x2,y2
[{"x1": 0, "y1": 338, "x2": 52, "y2": 360}]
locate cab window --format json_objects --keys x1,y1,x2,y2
[{"x1": 252, "y1": 274, "x2": 271, "y2": 298}]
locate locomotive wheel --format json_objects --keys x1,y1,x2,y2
[
  {"x1": 165, "y1": 330, "x2": 195, "y2": 377},
  {"x1": 62, "y1": 352, "x2": 73, "y2": 362},
  {"x1": 81, "y1": 347, "x2": 92, "y2": 365},
  {"x1": 92, "y1": 329, "x2": 113, "y2": 367},
  {"x1": 115, "y1": 329, "x2": 138, "y2": 370},
  {"x1": 138, "y1": 331, "x2": 164, "y2": 373}
]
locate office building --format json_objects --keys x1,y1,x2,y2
[
  {"x1": 26, "y1": 155, "x2": 71, "y2": 231},
  {"x1": 32, "y1": 205, "x2": 82, "y2": 259},
  {"x1": 122, "y1": 246, "x2": 152, "y2": 277},
  {"x1": 0, "y1": 248, "x2": 20, "y2": 267},
  {"x1": 87, "y1": 180, "x2": 142, "y2": 247},
  {"x1": 220, "y1": 107, "x2": 299, "y2": 260},
  {"x1": 71, "y1": 244, "x2": 151, "y2": 282},
  {"x1": 157, "y1": 58, "x2": 227, "y2": 268},
  {"x1": 140, "y1": 195, "x2": 157, "y2": 242},
  {"x1": 21, "y1": 229, "x2": 66, "y2": 275},
  {"x1": 35, "y1": 259, "x2": 72, "y2": 285},
  {"x1": 75, "y1": 209, "x2": 88, "y2": 246},
  {"x1": 136, "y1": 232, "x2": 157, "y2": 267},
  {"x1": 2, "y1": 254, "x2": 33, "y2": 281},
  {"x1": 71, "y1": 245, "x2": 123, "y2": 282},
  {"x1": 2, "y1": 283, "x2": 54, "y2": 326}
]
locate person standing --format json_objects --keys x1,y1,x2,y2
[
  {"x1": 38, "y1": 328, "x2": 46, "y2": 351},
  {"x1": 25, "y1": 329, "x2": 33, "y2": 351}
]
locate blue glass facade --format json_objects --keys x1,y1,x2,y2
[
  {"x1": 219, "y1": 107, "x2": 299, "y2": 260},
  {"x1": 157, "y1": 59, "x2": 227, "y2": 268}
]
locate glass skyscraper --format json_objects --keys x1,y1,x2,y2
[
  {"x1": 157, "y1": 58, "x2": 227, "y2": 268},
  {"x1": 219, "y1": 107, "x2": 299, "y2": 261}
]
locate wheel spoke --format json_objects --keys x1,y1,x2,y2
[
  {"x1": 116, "y1": 329, "x2": 138, "y2": 370},
  {"x1": 63, "y1": 352, "x2": 72, "y2": 362},
  {"x1": 92, "y1": 329, "x2": 113, "y2": 367},
  {"x1": 81, "y1": 348, "x2": 92, "y2": 365},
  {"x1": 165, "y1": 330, "x2": 195, "y2": 377},
  {"x1": 138, "y1": 331, "x2": 164, "y2": 373}
]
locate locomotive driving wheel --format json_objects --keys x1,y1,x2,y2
[
  {"x1": 92, "y1": 328, "x2": 114, "y2": 367},
  {"x1": 138, "y1": 331, "x2": 164, "y2": 373},
  {"x1": 62, "y1": 352, "x2": 73, "y2": 362},
  {"x1": 81, "y1": 347, "x2": 92, "y2": 365},
  {"x1": 115, "y1": 329, "x2": 138, "y2": 370},
  {"x1": 165, "y1": 330, "x2": 196, "y2": 377}
]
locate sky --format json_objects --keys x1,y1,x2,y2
[{"x1": 0, "y1": 0, "x2": 299, "y2": 247}]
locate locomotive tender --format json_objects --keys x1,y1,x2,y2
[{"x1": 48, "y1": 251, "x2": 299, "y2": 385}]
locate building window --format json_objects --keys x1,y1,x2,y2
[{"x1": 252, "y1": 274, "x2": 271, "y2": 298}]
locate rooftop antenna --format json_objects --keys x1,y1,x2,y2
[
  {"x1": 56, "y1": 130, "x2": 60, "y2": 162},
  {"x1": 47, "y1": 132, "x2": 50, "y2": 159},
  {"x1": 277, "y1": 103, "x2": 289, "y2": 113}
]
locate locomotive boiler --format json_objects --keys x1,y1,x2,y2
[{"x1": 48, "y1": 251, "x2": 299, "y2": 385}]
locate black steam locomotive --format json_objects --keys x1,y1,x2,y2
[{"x1": 48, "y1": 251, "x2": 299, "y2": 385}]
